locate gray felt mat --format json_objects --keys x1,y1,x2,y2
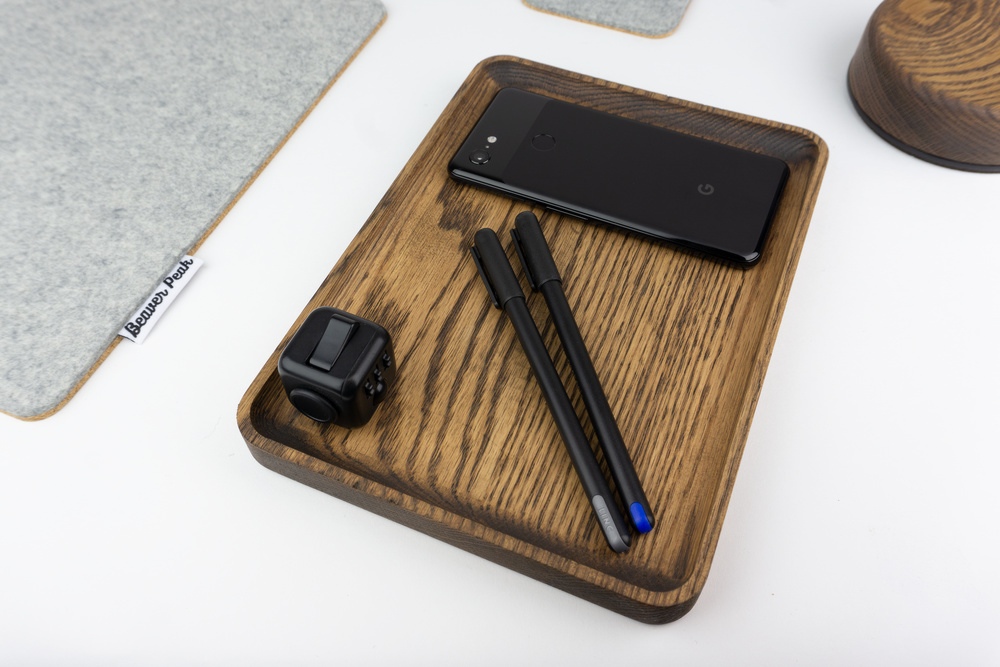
[
  {"x1": 524, "y1": 0, "x2": 691, "y2": 37},
  {"x1": 0, "y1": 0, "x2": 385, "y2": 419}
]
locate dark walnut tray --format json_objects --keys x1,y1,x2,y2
[{"x1": 237, "y1": 56, "x2": 828, "y2": 623}]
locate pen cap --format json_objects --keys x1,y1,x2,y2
[
  {"x1": 472, "y1": 228, "x2": 525, "y2": 308},
  {"x1": 512, "y1": 211, "x2": 562, "y2": 291}
]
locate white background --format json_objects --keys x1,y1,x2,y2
[{"x1": 2, "y1": 1, "x2": 999, "y2": 664}]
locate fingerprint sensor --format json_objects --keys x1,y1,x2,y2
[{"x1": 531, "y1": 133, "x2": 556, "y2": 151}]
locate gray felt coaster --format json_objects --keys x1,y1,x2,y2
[
  {"x1": 524, "y1": 0, "x2": 692, "y2": 37},
  {"x1": 0, "y1": 0, "x2": 385, "y2": 419}
]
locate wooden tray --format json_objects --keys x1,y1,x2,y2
[{"x1": 237, "y1": 56, "x2": 828, "y2": 623}]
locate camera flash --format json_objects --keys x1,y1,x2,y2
[{"x1": 487, "y1": 135, "x2": 497, "y2": 143}]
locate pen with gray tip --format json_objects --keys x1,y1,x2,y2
[
  {"x1": 470, "y1": 227, "x2": 631, "y2": 553},
  {"x1": 510, "y1": 211, "x2": 655, "y2": 534}
]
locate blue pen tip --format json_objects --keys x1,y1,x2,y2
[{"x1": 629, "y1": 503, "x2": 653, "y2": 534}]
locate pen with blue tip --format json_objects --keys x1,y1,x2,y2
[
  {"x1": 471, "y1": 227, "x2": 631, "y2": 553},
  {"x1": 511, "y1": 211, "x2": 655, "y2": 534}
]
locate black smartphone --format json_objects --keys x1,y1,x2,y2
[{"x1": 449, "y1": 88, "x2": 789, "y2": 265}]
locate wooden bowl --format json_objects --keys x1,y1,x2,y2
[{"x1": 848, "y1": 0, "x2": 1000, "y2": 172}]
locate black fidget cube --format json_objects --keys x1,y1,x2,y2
[{"x1": 277, "y1": 307, "x2": 396, "y2": 428}]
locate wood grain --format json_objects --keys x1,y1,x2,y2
[
  {"x1": 237, "y1": 56, "x2": 828, "y2": 622},
  {"x1": 848, "y1": 0, "x2": 1000, "y2": 170}
]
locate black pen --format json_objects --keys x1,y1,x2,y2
[
  {"x1": 511, "y1": 211, "x2": 655, "y2": 533},
  {"x1": 470, "y1": 228, "x2": 631, "y2": 553}
]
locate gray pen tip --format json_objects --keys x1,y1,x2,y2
[{"x1": 592, "y1": 495, "x2": 630, "y2": 553}]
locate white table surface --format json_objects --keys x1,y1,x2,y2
[{"x1": 3, "y1": 1, "x2": 998, "y2": 664}]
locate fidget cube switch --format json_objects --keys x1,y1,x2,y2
[{"x1": 277, "y1": 307, "x2": 396, "y2": 427}]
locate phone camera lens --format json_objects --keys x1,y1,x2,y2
[{"x1": 469, "y1": 149, "x2": 491, "y2": 165}]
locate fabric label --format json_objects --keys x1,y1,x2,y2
[{"x1": 119, "y1": 256, "x2": 204, "y2": 344}]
